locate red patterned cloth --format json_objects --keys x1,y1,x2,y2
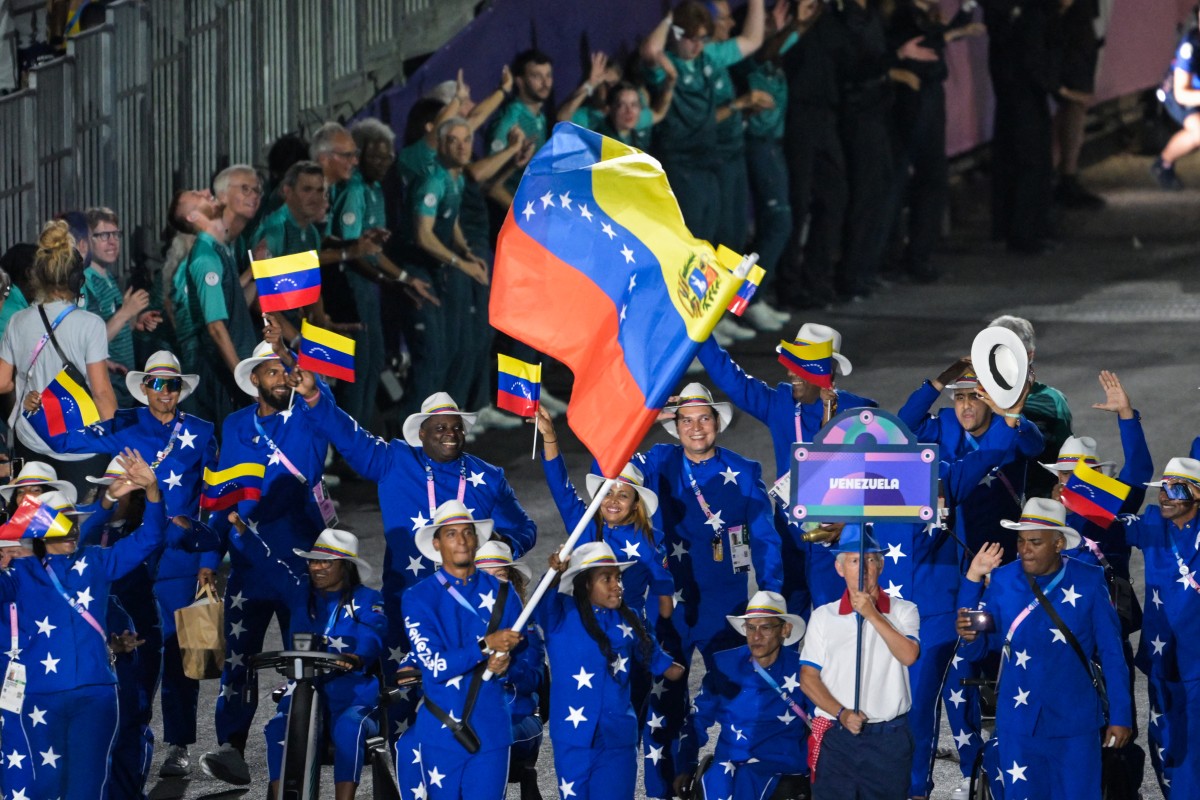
[{"x1": 807, "y1": 715, "x2": 836, "y2": 781}]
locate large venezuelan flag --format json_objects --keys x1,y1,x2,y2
[
  {"x1": 28, "y1": 367, "x2": 100, "y2": 438},
  {"x1": 252, "y1": 251, "x2": 321, "y2": 312},
  {"x1": 200, "y1": 463, "x2": 266, "y2": 511},
  {"x1": 492, "y1": 123, "x2": 748, "y2": 478},
  {"x1": 1060, "y1": 461, "x2": 1131, "y2": 529}
]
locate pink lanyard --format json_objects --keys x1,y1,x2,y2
[
  {"x1": 1169, "y1": 535, "x2": 1200, "y2": 595},
  {"x1": 253, "y1": 412, "x2": 307, "y2": 485},
  {"x1": 23, "y1": 305, "x2": 75, "y2": 383},
  {"x1": 424, "y1": 460, "x2": 466, "y2": 517},
  {"x1": 8, "y1": 603, "x2": 17, "y2": 659},
  {"x1": 794, "y1": 408, "x2": 804, "y2": 444},
  {"x1": 681, "y1": 457, "x2": 723, "y2": 536},
  {"x1": 997, "y1": 561, "x2": 1067, "y2": 688}
]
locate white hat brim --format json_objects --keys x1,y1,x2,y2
[
  {"x1": 402, "y1": 411, "x2": 479, "y2": 448},
  {"x1": 999, "y1": 519, "x2": 1081, "y2": 550},
  {"x1": 291, "y1": 547, "x2": 374, "y2": 582},
  {"x1": 476, "y1": 559, "x2": 533, "y2": 582},
  {"x1": 584, "y1": 473, "x2": 659, "y2": 518},
  {"x1": 413, "y1": 518, "x2": 495, "y2": 563},
  {"x1": 126, "y1": 370, "x2": 200, "y2": 403},
  {"x1": 660, "y1": 401, "x2": 733, "y2": 438},
  {"x1": 1039, "y1": 460, "x2": 1115, "y2": 476},
  {"x1": 0, "y1": 480, "x2": 77, "y2": 504},
  {"x1": 832, "y1": 352, "x2": 852, "y2": 377},
  {"x1": 726, "y1": 612, "x2": 806, "y2": 645},
  {"x1": 971, "y1": 327, "x2": 1029, "y2": 410},
  {"x1": 234, "y1": 355, "x2": 280, "y2": 398},
  {"x1": 558, "y1": 558, "x2": 634, "y2": 596}
]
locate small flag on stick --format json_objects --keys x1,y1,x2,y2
[
  {"x1": 200, "y1": 463, "x2": 267, "y2": 512},
  {"x1": 1060, "y1": 461, "x2": 1131, "y2": 529},
  {"x1": 297, "y1": 320, "x2": 356, "y2": 382},
  {"x1": 252, "y1": 251, "x2": 321, "y2": 312},
  {"x1": 26, "y1": 367, "x2": 100, "y2": 439},
  {"x1": 777, "y1": 339, "x2": 834, "y2": 388},
  {"x1": 726, "y1": 264, "x2": 765, "y2": 316}
]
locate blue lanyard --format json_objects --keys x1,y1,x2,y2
[
  {"x1": 25, "y1": 305, "x2": 76, "y2": 380},
  {"x1": 150, "y1": 417, "x2": 185, "y2": 470},
  {"x1": 323, "y1": 597, "x2": 344, "y2": 638},
  {"x1": 750, "y1": 656, "x2": 811, "y2": 729},
  {"x1": 1169, "y1": 532, "x2": 1200, "y2": 593},
  {"x1": 252, "y1": 410, "x2": 307, "y2": 485},
  {"x1": 42, "y1": 559, "x2": 107, "y2": 643},
  {"x1": 435, "y1": 570, "x2": 483, "y2": 621}
]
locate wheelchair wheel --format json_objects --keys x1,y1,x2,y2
[
  {"x1": 969, "y1": 751, "x2": 992, "y2": 800},
  {"x1": 279, "y1": 682, "x2": 323, "y2": 800}
]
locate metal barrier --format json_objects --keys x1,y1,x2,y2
[{"x1": 0, "y1": 0, "x2": 479, "y2": 262}]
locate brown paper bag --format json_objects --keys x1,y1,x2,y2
[{"x1": 175, "y1": 584, "x2": 225, "y2": 680}]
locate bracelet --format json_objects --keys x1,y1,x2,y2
[
  {"x1": 104, "y1": 491, "x2": 118, "y2": 504},
  {"x1": 1004, "y1": 412, "x2": 1021, "y2": 418},
  {"x1": 835, "y1": 706, "x2": 845, "y2": 722},
  {"x1": 450, "y1": 255, "x2": 459, "y2": 267},
  {"x1": 302, "y1": 389, "x2": 320, "y2": 402},
  {"x1": 398, "y1": 269, "x2": 409, "y2": 283},
  {"x1": 542, "y1": 438, "x2": 557, "y2": 444}
]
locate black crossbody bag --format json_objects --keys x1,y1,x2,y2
[
  {"x1": 1026, "y1": 573, "x2": 1109, "y2": 722},
  {"x1": 420, "y1": 580, "x2": 510, "y2": 754}
]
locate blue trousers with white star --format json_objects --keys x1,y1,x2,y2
[
  {"x1": 907, "y1": 611, "x2": 959, "y2": 797},
  {"x1": 214, "y1": 572, "x2": 292, "y2": 750},
  {"x1": 25, "y1": 684, "x2": 119, "y2": 800},
  {"x1": 701, "y1": 753, "x2": 791, "y2": 800},
  {"x1": 264, "y1": 692, "x2": 378, "y2": 784},
  {"x1": 0, "y1": 708, "x2": 35, "y2": 799},
  {"x1": 941, "y1": 638, "x2": 983, "y2": 780},
  {"x1": 395, "y1": 741, "x2": 509, "y2": 800},
  {"x1": 110, "y1": 643, "x2": 154, "y2": 800},
  {"x1": 991, "y1": 729, "x2": 1099, "y2": 800},
  {"x1": 554, "y1": 741, "x2": 636, "y2": 800},
  {"x1": 1148, "y1": 675, "x2": 1200, "y2": 799}
]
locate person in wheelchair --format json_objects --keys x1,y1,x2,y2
[
  {"x1": 956, "y1": 498, "x2": 1132, "y2": 800},
  {"x1": 226, "y1": 517, "x2": 387, "y2": 800},
  {"x1": 474, "y1": 540, "x2": 546, "y2": 799},
  {"x1": 674, "y1": 590, "x2": 808, "y2": 800}
]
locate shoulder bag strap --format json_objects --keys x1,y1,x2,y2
[
  {"x1": 1026, "y1": 572, "x2": 1109, "y2": 720},
  {"x1": 37, "y1": 304, "x2": 84, "y2": 377}
]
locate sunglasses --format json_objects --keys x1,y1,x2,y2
[
  {"x1": 143, "y1": 377, "x2": 183, "y2": 393},
  {"x1": 1161, "y1": 482, "x2": 1197, "y2": 501}
]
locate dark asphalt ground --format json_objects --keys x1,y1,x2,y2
[{"x1": 145, "y1": 148, "x2": 1200, "y2": 799}]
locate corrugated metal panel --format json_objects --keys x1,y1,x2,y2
[
  {"x1": 70, "y1": 24, "x2": 115, "y2": 217},
  {"x1": 29, "y1": 57, "x2": 76, "y2": 223},
  {"x1": 0, "y1": 89, "x2": 39, "y2": 242},
  {"x1": 111, "y1": 0, "x2": 150, "y2": 270}
]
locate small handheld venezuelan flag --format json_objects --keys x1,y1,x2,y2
[
  {"x1": 726, "y1": 264, "x2": 765, "y2": 316},
  {"x1": 1060, "y1": 461, "x2": 1130, "y2": 529},
  {"x1": 297, "y1": 320, "x2": 356, "y2": 382},
  {"x1": 0, "y1": 494, "x2": 75, "y2": 541},
  {"x1": 200, "y1": 463, "x2": 266, "y2": 512},
  {"x1": 252, "y1": 251, "x2": 321, "y2": 313},
  {"x1": 26, "y1": 367, "x2": 100, "y2": 439},
  {"x1": 777, "y1": 338, "x2": 834, "y2": 388},
  {"x1": 496, "y1": 355, "x2": 542, "y2": 417}
]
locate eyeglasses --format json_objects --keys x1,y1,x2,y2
[
  {"x1": 332, "y1": 149, "x2": 360, "y2": 160},
  {"x1": 91, "y1": 230, "x2": 122, "y2": 242},
  {"x1": 231, "y1": 183, "x2": 263, "y2": 196},
  {"x1": 143, "y1": 377, "x2": 183, "y2": 393}
]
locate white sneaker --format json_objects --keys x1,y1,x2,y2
[
  {"x1": 716, "y1": 318, "x2": 756, "y2": 341},
  {"x1": 538, "y1": 388, "x2": 569, "y2": 416},
  {"x1": 759, "y1": 301, "x2": 791, "y2": 324},
  {"x1": 475, "y1": 404, "x2": 523, "y2": 431},
  {"x1": 160, "y1": 745, "x2": 190, "y2": 778},
  {"x1": 743, "y1": 303, "x2": 785, "y2": 332},
  {"x1": 949, "y1": 777, "x2": 971, "y2": 799}
]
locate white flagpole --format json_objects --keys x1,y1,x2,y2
[
  {"x1": 483, "y1": 476, "x2": 617, "y2": 680},
  {"x1": 530, "y1": 362, "x2": 543, "y2": 460}
]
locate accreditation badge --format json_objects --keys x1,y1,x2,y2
[
  {"x1": 729, "y1": 525, "x2": 751, "y2": 574},
  {"x1": 313, "y1": 479, "x2": 339, "y2": 528},
  {"x1": 0, "y1": 661, "x2": 27, "y2": 713}
]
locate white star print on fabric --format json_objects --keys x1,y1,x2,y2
[
  {"x1": 221, "y1": 684, "x2": 236, "y2": 700},
  {"x1": 5, "y1": 750, "x2": 25, "y2": 768},
  {"x1": 628, "y1": 274, "x2": 637, "y2": 292},
  {"x1": 620, "y1": 305, "x2": 628, "y2": 322},
  {"x1": 230, "y1": 620, "x2": 247, "y2": 638},
  {"x1": 411, "y1": 512, "x2": 430, "y2": 529},
  {"x1": 1014, "y1": 650, "x2": 1031, "y2": 668},
  {"x1": 11, "y1": 788, "x2": 28, "y2": 800},
  {"x1": 35, "y1": 617, "x2": 55, "y2": 637},
  {"x1": 558, "y1": 191, "x2": 572, "y2": 210},
  {"x1": 620, "y1": 245, "x2": 635, "y2": 263},
  {"x1": 616, "y1": 622, "x2": 634, "y2": 639},
  {"x1": 228, "y1": 652, "x2": 244, "y2": 669},
  {"x1": 426, "y1": 766, "x2": 445, "y2": 788},
  {"x1": 720, "y1": 761, "x2": 736, "y2": 775},
  {"x1": 1006, "y1": 761, "x2": 1028, "y2": 783},
  {"x1": 572, "y1": 667, "x2": 595, "y2": 689},
  {"x1": 446, "y1": 676, "x2": 464, "y2": 690},
  {"x1": 268, "y1": 451, "x2": 283, "y2": 466},
  {"x1": 611, "y1": 654, "x2": 629, "y2": 675},
  {"x1": 673, "y1": 590, "x2": 684, "y2": 607},
  {"x1": 1050, "y1": 628, "x2": 1067, "y2": 644},
  {"x1": 884, "y1": 543, "x2": 906, "y2": 564},
  {"x1": 468, "y1": 471, "x2": 485, "y2": 487},
  {"x1": 71, "y1": 557, "x2": 88, "y2": 576},
  {"x1": 704, "y1": 511, "x2": 725, "y2": 532},
  {"x1": 648, "y1": 712, "x2": 664, "y2": 730},
  {"x1": 279, "y1": 407, "x2": 294, "y2": 423},
  {"x1": 40, "y1": 654, "x2": 59, "y2": 674},
  {"x1": 412, "y1": 784, "x2": 428, "y2": 800},
  {"x1": 1151, "y1": 636, "x2": 1166, "y2": 656},
  {"x1": 1013, "y1": 688, "x2": 1030, "y2": 707},
  {"x1": 407, "y1": 556, "x2": 425, "y2": 577},
  {"x1": 951, "y1": 653, "x2": 963, "y2": 669},
  {"x1": 27, "y1": 707, "x2": 46, "y2": 727},
  {"x1": 732, "y1": 724, "x2": 746, "y2": 741},
  {"x1": 1152, "y1": 589, "x2": 1163, "y2": 609},
  {"x1": 1150, "y1": 707, "x2": 1162, "y2": 726},
  {"x1": 540, "y1": 191, "x2": 555, "y2": 209},
  {"x1": 230, "y1": 591, "x2": 246, "y2": 611},
  {"x1": 1179, "y1": 571, "x2": 1195, "y2": 589},
  {"x1": 778, "y1": 710, "x2": 796, "y2": 725},
  {"x1": 478, "y1": 591, "x2": 496, "y2": 613},
  {"x1": 782, "y1": 673, "x2": 800, "y2": 692},
  {"x1": 565, "y1": 706, "x2": 588, "y2": 728},
  {"x1": 39, "y1": 748, "x2": 59, "y2": 768},
  {"x1": 646, "y1": 745, "x2": 663, "y2": 764},
  {"x1": 344, "y1": 600, "x2": 360, "y2": 618},
  {"x1": 579, "y1": 204, "x2": 593, "y2": 222},
  {"x1": 178, "y1": 429, "x2": 197, "y2": 449},
  {"x1": 948, "y1": 689, "x2": 965, "y2": 708},
  {"x1": 883, "y1": 581, "x2": 903, "y2": 599},
  {"x1": 164, "y1": 471, "x2": 183, "y2": 490},
  {"x1": 720, "y1": 467, "x2": 739, "y2": 484},
  {"x1": 621, "y1": 540, "x2": 641, "y2": 559},
  {"x1": 671, "y1": 542, "x2": 688, "y2": 561},
  {"x1": 327, "y1": 637, "x2": 347, "y2": 652},
  {"x1": 522, "y1": 201, "x2": 535, "y2": 221},
  {"x1": 1061, "y1": 585, "x2": 1081, "y2": 607},
  {"x1": 954, "y1": 730, "x2": 973, "y2": 749},
  {"x1": 75, "y1": 587, "x2": 93, "y2": 609},
  {"x1": 601, "y1": 222, "x2": 616, "y2": 240},
  {"x1": 559, "y1": 778, "x2": 577, "y2": 798},
  {"x1": 650, "y1": 679, "x2": 666, "y2": 699}
]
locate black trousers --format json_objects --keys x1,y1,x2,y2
[
  {"x1": 839, "y1": 93, "x2": 897, "y2": 295},
  {"x1": 889, "y1": 83, "x2": 949, "y2": 275},
  {"x1": 990, "y1": 65, "x2": 1054, "y2": 247},
  {"x1": 780, "y1": 104, "x2": 846, "y2": 306}
]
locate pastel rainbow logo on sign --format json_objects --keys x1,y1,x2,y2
[{"x1": 789, "y1": 409, "x2": 939, "y2": 524}]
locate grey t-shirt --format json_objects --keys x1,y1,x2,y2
[{"x1": 0, "y1": 300, "x2": 108, "y2": 458}]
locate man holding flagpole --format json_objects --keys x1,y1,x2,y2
[{"x1": 198, "y1": 343, "x2": 337, "y2": 785}]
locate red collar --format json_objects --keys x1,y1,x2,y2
[{"x1": 838, "y1": 589, "x2": 890, "y2": 615}]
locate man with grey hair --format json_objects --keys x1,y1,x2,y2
[
  {"x1": 988, "y1": 315, "x2": 1072, "y2": 499},
  {"x1": 213, "y1": 164, "x2": 262, "y2": 275},
  {"x1": 398, "y1": 116, "x2": 490, "y2": 416}
]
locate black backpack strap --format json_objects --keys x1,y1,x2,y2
[
  {"x1": 1026, "y1": 572, "x2": 1109, "y2": 720},
  {"x1": 37, "y1": 304, "x2": 83, "y2": 376}
]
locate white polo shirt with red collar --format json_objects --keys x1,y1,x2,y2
[{"x1": 799, "y1": 589, "x2": 921, "y2": 723}]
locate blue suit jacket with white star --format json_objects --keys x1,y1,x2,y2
[
  {"x1": 202, "y1": 383, "x2": 335, "y2": 578},
  {"x1": 1124, "y1": 507, "x2": 1200, "y2": 681},
  {"x1": 306, "y1": 394, "x2": 537, "y2": 598},
  {"x1": 0, "y1": 500, "x2": 170, "y2": 692},
  {"x1": 537, "y1": 587, "x2": 674, "y2": 748},
  {"x1": 542, "y1": 453, "x2": 674, "y2": 620},
  {"x1": 228, "y1": 528, "x2": 386, "y2": 710},
  {"x1": 402, "y1": 568, "x2": 526, "y2": 753},
  {"x1": 680, "y1": 642, "x2": 807, "y2": 771},
  {"x1": 47, "y1": 406, "x2": 217, "y2": 580},
  {"x1": 957, "y1": 557, "x2": 1131, "y2": 736}
]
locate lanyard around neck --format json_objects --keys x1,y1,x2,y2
[
  {"x1": 435, "y1": 569, "x2": 482, "y2": 620},
  {"x1": 150, "y1": 417, "x2": 185, "y2": 470},
  {"x1": 253, "y1": 411, "x2": 307, "y2": 485},
  {"x1": 681, "y1": 457, "x2": 723, "y2": 538},
  {"x1": 750, "y1": 655, "x2": 811, "y2": 729},
  {"x1": 42, "y1": 558, "x2": 107, "y2": 643},
  {"x1": 425, "y1": 458, "x2": 466, "y2": 517}
]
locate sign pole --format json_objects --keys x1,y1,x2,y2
[{"x1": 853, "y1": 521, "x2": 870, "y2": 714}]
